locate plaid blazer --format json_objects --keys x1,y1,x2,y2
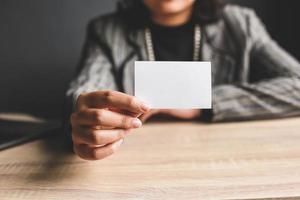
[{"x1": 66, "y1": 5, "x2": 300, "y2": 122}]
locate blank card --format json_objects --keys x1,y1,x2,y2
[{"x1": 134, "y1": 61, "x2": 212, "y2": 109}]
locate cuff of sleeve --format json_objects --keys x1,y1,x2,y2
[
  {"x1": 71, "y1": 92, "x2": 81, "y2": 112},
  {"x1": 200, "y1": 109, "x2": 214, "y2": 122}
]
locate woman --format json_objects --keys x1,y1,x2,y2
[{"x1": 67, "y1": 0, "x2": 300, "y2": 160}]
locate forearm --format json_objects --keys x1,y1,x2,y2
[{"x1": 212, "y1": 77, "x2": 300, "y2": 122}]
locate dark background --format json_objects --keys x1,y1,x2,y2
[{"x1": 1, "y1": 0, "x2": 300, "y2": 120}]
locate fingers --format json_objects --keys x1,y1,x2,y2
[
  {"x1": 162, "y1": 109, "x2": 202, "y2": 119},
  {"x1": 72, "y1": 127, "x2": 130, "y2": 146},
  {"x1": 139, "y1": 109, "x2": 161, "y2": 122},
  {"x1": 71, "y1": 90, "x2": 151, "y2": 161},
  {"x1": 84, "y1": 90, "x2": 150, "y2": 114},
  {"x1": 72, "y1": 109, "x2": 142, "y2": 129},
  {"x1": 139, "y1": 111, "x2": 154, "y2": 122},
  {"x1": 74, "y1": 139, "x2": 124, "y2": 160}
]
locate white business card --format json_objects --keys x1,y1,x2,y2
[{"x1": 134, "y1": 61, "x2": 212, "y2": 109}]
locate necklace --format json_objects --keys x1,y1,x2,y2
[{"x1": 144, "y1": 24, "x2": 201, "y2": 61}]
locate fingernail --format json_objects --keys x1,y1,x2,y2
[
  {"x1": 132, "y1": 118, "x2": 142, "y2": 128},
  {"x1": 141, "y1": 103, "x2": 150, "y2": 112}
]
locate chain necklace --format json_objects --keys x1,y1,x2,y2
[{"x1": 144, "y1": 24, "x2": 201, "y2": 61}]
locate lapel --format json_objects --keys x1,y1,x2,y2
[
  {"x1": 119, "y1": 29, "x2": 147, "y2": 95},
  {"x1": 201, "y1": 21, "x2": 224, "y2": 61},
  {"x1": 127, "y1": 28, "x2": 148, "y2": 61},
  {"x1": 202, "y1": 21, "x2": 238, "y2": 85}
]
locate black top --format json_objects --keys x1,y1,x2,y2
[
  {"x1": 149, "y1": 21, "x2": 213, "y2": 121},
  {"x1": 150, "y1": 21, "x2": 194, "y2": 61}
]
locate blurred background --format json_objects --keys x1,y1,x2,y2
[{"x1": 1, "y1": 0, "x2": 300, "y2": 120}]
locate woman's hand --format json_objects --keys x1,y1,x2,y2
[
  {"x1": 71, "y1": 90, "x2": 150, "y2": 160},
  {"x1": 140, "y1": 109, "x2": 202, "y2": 122}
]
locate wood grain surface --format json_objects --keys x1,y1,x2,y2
[{"x1": 1, "y1": 117, "x2": 300, "y2": 200}]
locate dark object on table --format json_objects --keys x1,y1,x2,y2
[{"x1": 0, "y1": 116, "x2": 61, "y2": 151}]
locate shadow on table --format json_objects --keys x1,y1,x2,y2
[
  {"x1": 26, "y1": 115, "x2": 197, "y2": 181},
  {"x1": 0, "y1": 116, "x2": 80, "y2": 182},
  {"x1": 27, "y1": 125, "x2": 80, "y2": 182},
  {"x1": 15, "y1": 114, "x2": 206, "y2": 183}
]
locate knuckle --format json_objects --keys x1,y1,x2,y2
[
  {"x1": 76, "y1": 110, "x2": 85, "y2": 119},
  {"x1": 92, "y1": 149, "x2": 106, "y2": 160},
  {"x1": 73, "y1": 144, "x2": 99, "y2": 161},
  {"x1": 128, "y1": 97, "x2": 137, "y2": 108},
  {"x1": 76, "y1": 93, "x2": 88, "y2": 110},
  {"x1": 77, "y1": 93, "x2": 84, "y2": 104},
  {"x1": 70, "y1": 113, "x2": 77, "y2": 125},
  {"x1": 71, "y1": 132, "x2": 78, "y2": 143},
  {"x1": 89, "y1": 130, "x2": 101, "y2": 144},
  {"x1": 73, "y1": 144, "x2": 87, "y2": 160},
  {"x1": 103, "y1": 90, "x2": 114, "y2": 103},
  {"x1": 93, "y1": 110, "x2": 104, "y2": 124},
  {"x1": 90, "y1": 149, "x2": 99, "y2": 160},
  {"x1": 121, "y1": 116, "x2": 131, "y2": 129}
]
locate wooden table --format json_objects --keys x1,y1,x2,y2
[{"x1": 1, "y1": 116, "x2": 300, "y2": 200}]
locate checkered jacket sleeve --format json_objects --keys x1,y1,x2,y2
[
  {"x1": 212, "y1": 9, "x2": 300, "y2": 122},
  {"x1": 65, "y1": 21, "x2": 118, "y2": 112}
]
